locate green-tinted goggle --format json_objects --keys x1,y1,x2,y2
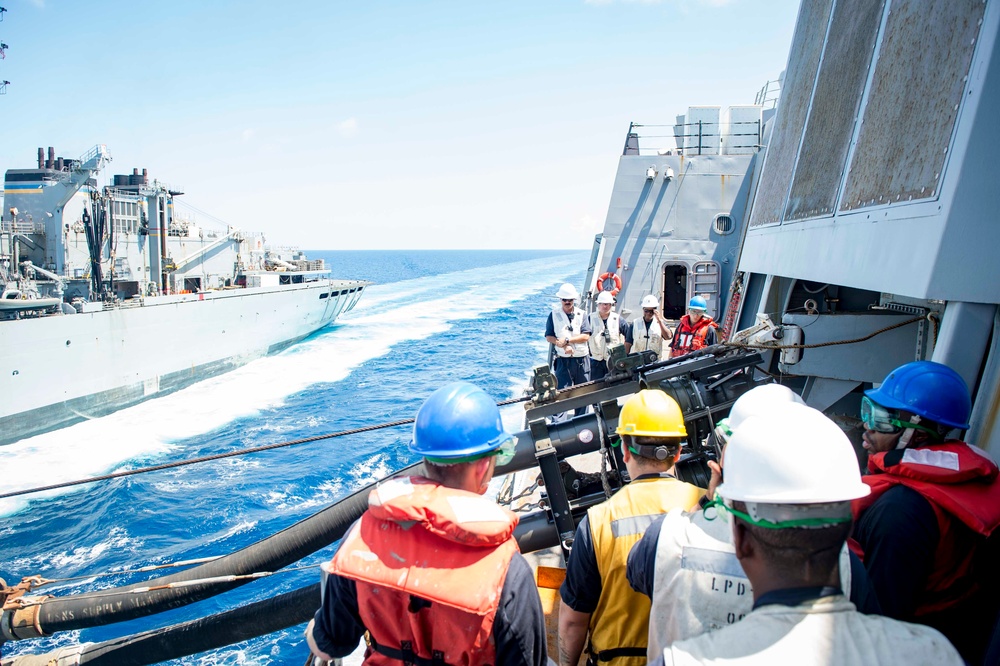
[
  {"x1": 424, "y1": 436, "x2": 517, "y2": 466},
  {"x1": 860, "y1": 396, "x2": 938, "y2": 437},
  {"x1": 703, "y1": 494, "x2": 851, "y2": 529}
]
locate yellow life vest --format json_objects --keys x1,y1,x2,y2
[{"x1": 586, "y1": 475, "x2": 704, "y2": 665}]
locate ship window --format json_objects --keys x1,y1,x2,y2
[
  {"x1": 320, "y1": 292, "x2": 329, "y2": 299},
  {"x1": 714, "y1": 214, "x2": 734, "y2": 235},
  {"x1": 330, "y1": 291, "x2": 341, "y2": 297}
]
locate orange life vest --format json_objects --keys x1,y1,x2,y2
[
  {"x1": 328, "y1": 476, "x2": 519, "y2": 666},
  {"x1": 852, "y1": 441, "x2": 1000, "y2": 615},
  {"x1": 670, "y1": 315, "x2": 717, "y2": 358}
]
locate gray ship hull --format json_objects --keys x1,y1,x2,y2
[{"x1": 0, "y1": 280, "x2": 365, "y2": 445}]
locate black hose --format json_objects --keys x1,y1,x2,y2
[
  {"x1": 76, "y1": 584, "x2": 321, "y2": 666},
  {"x1": 27, "y1": 462, "x2": 422, "y2": 637}
]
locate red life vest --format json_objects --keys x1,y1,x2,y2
[
  {"x1": 670, "y1": 315, "x2": 717, "y2": 358},
  {"x1": 327, "y1": 476, "x2": 519, "y2": 666},
  {"x1": 851, "y1": 441, "x2": 1000, "y2": 615}
]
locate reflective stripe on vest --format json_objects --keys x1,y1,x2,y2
[
  {"x1": 553, "y1": 306, "x2": 589, "y2": 357},
  {"x1": 630, "y1": 317, "x2": 662, "y2": 356},
  {"x1": 587, "y1": 477, "x2": 704, "y2": 665},
  {"x1": 589, "y1": 311, "x2": 622, "y2": 361}
]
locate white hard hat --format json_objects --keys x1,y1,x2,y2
[
  {"x1": 728, "y1": 384, "x2": 805, "y2": 434},
  {"x1": 640, "y1": 295, "x2": 658, "y2": 309},
  {"x1": 596, "y1": 291, "x2": 615, "y2": 304},
  {"x1": 555, "y1": 283, "x2": 579, "y2": 300},
  {"x1": 717, "y1": 403, "x2": 870, "y2": 505}
]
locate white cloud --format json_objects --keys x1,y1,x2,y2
[
  {"x1": 241, "y1": 128, "x2": 256, "y2": 142},
  {"x1": 336, "y1": 117, "x2": 359, "y2": 138}
]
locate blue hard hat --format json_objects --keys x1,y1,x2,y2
[
  {"x1": 865, "y1": 361, "x2": 972, "y2": 430},
  {"x1": 688, "y1": 295, "x2": 708, "y2": 311},
  {"x1": 410, "y1": 382, "x2": 511, "y2": 460}
]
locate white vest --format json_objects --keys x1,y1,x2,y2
[
  {"x1": 631, "y1": 316, "x2": 663, "y2": 356},
  {"x1": 647, "y1": 509, "x2": 854, "y2": 661},
  {"x1": 662, "y1": 596, "x2": 963, "y2": 666},
  {"x1": 587, "y1": 311, "x2": 622, "y2": 361},
  {"x1": 552, "y1": 307, "x2": 588, "y2": 358}
]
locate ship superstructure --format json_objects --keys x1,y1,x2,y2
[
  {"x1": 726, "y1": 0, "x2": 1000, "y2": 457},
  {"x1": 583, "y1": 104, "x2": 769, "y2": 328},
  {"x1": 0, "y1": 146, "x2": 367, "y2": 444}
]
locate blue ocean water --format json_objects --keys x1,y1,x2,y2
[{"x1": 0, "y1": 249, "x2": 588, "y2": 665}]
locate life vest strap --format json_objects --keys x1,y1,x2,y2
[
  {"x1": 367, "y1": 633, "x2": 453, "y2": 666},
  {"x1": 587, "y1": 645, "x2": 648, "y2": 662}
]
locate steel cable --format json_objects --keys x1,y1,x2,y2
[{"x1": 0, "y1": 396, "x2": 530, "y2": 500}]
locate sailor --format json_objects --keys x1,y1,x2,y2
[
  {"x1": 626, "y1": 384, "x2": 881, "y2": 660},
  {"x1": 545, "y1": 282, "x2": 592, "y2": 390},
  {"x1": 669, "y1": 296, "x2": 718, "y2": 358},
  {"x1": 624, "y1": 295, "x2": 672, "y2": 358},
  {"x1": 305, "y1": 382, "x2": 548, "y2": 666},
  {"x1": 652, "y1": 403, "x2": 963, "y2": 665},
  {"x1": 587, "y1": 290, "x2": 628, "y2": 382},
  {"x1": 558, "y1": 390, "x2": 704, "y2": 666},
  {"x1": 852, "y1": 360, "x2": 1000, "y2": 664}
]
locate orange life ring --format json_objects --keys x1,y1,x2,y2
[{"x1": 596, "y1": 272, "x2": 622, "y2": 296}]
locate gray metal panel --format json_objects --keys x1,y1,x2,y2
[
  {"x1": 748, "y1": 0, "x2": 834, "y2": 229},
  {"x1": 841, "y1": 0, "x2": 986, "y2": 210},
  {"x1": 780, "y1": 313, "x2": 920, "y2": 382},
  {"x1": 785, "y1": 0, "x2": 884, "y2": 220}
]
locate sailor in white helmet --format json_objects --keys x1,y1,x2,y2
[
  {"x1": 627, "y1": 384, "x2": 882, "y2": 660},
  {"x1": 544, "y1": 283, "x2": 591, "y2": 406},
  {"x1": 649, "y1": 403, "x2": 962, "y2": 665},
  {"x1": 587, "y1": 291, "x2": 630, "y2": 382},
  {"x1": 625, "y1": 295, "x2": 672, "y2": 357}
]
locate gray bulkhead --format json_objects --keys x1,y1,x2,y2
[
  {"x1": 587, "y1": 106, "x2": 763, "y2": 326},
  {"x1": 731, "y1": 0, "x2": 1000, "y2": 454}
]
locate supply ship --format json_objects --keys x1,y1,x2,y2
[
  {"x1": 2, "y1": 0, "x2": 999, "y2": 664},
  {"x1": 0, "y1": 145, "x2": 367, "y2": 445}
]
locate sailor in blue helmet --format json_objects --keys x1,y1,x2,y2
[
  {"x1": 852, "y1": 360, "x2": 1000, "y2": 664},
  {"x1": 306, "y1": 382, "x2": 548, "y2": 666},
  {"x1": 669, "y1": 295, "x2": 718, "y2": 358}
]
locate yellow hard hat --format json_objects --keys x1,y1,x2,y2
[{"x1": 616, "y1": 389, "x2": 687, "y2": 437}]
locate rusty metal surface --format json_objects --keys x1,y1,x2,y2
[
  {"x1": 785, "y1": 0, "x2": 884, "y2": 220},
  {"x1": 841, "y1": 0, "x2": 985, "y2": 210},
  {"x1": 749, "y1": 0, "x2": 834, "y2": 228}
]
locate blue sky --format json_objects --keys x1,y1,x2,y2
[{"x1": 1, "y1": 0, "x2": 799, "y2": 249}]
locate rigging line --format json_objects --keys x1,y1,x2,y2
[
  {"x1": 724, "y1": 315, "x2": 925, "y2": 351},
  {"x1": 0, "y1": 396, "x2": 531, "y2": 500},
  {"x1": 11, "y1": 563, "x2": 323, "y2": 609}
]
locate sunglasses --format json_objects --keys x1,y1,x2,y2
[
  {"x1": 643, "y1": 309, "x2": 655, "y2": 314},
  {"x1": 562, "y1": 299, "x2": 575, "y2": 304},
  {"x1": 860, "y1": 396, "x2": 938, "y2": 437}
]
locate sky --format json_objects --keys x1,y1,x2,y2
[{"x1": 0, "y1": 0, "x2": 800, "y2": 250}]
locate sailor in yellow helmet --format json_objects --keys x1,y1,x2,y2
[{"x1": 558, "y1": 389, "x2": 704, "y2": 666}]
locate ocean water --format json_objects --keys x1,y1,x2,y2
[{"x1": 0, "y1": 249, "x2": 588, "y2": 665}]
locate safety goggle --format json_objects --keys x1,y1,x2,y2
[
  {"x1": 860, "y1": 396, "x2": 938, "y2": 437},
  {"x1": 423, "y1": 435, "x2": 517, "y2": 466},
  {"x1": 493, "y1": 436, "x2": 517, "y2": 466}
]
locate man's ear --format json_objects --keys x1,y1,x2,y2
[{"x1": 732, "y1": 519, "x2": 753, "y2": 560}]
